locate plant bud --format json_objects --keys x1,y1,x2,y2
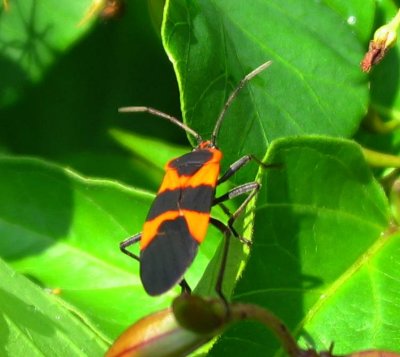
[{"x1": 106, "y1": 307, "x2": 210, "y2": 357}]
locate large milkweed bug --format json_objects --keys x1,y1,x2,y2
[{"x1": 119, "y1": 61, "x2": 272, "y2": 300}]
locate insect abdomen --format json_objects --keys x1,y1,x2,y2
[{"x1": 139, "y1": 147, "x2": 222, "y2": 295}]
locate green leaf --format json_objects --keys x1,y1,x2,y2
[
  {"x1": 210, "y1": 137, "x2": 394, "y2": 355},
  {"x1": 0, "y1": 257, "x2": 107, "y2": 356},
  {"x1": 323, "y1": 0, "x2": 376, "y2": 42},
  {"x1": 162, "y1": 0, "x2": 370, "y2": 173},
  {"x1": 0, "y1": 156, "x2": 218, "y2": 342},
  {"x1": 299, "y1": 231, "x2": 400, "y2": 353}
]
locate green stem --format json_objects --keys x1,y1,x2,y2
[
  {"x1": 364, "y1": 106, "x2": 400, "y2": 133},
  {"x1": 361, "y1": 147, "x2": 400, "y2": 168}
]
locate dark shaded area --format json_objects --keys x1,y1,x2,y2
[
  {"x1": 0, "y1": 0, "x2": 58, "y2": 106},
  {"x1": 0, "y1": 158, "x2": 73, "y2": 261},
  {"x1": 0, "y1": 0, "x2": 185, "y2": 188}
]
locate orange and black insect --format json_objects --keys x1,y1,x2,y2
[{"x1": 119, "y1": 61, "x2": 272, "y2": 299}]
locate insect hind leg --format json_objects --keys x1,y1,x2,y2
[
  {"x1": 209, "y1": 217, "x2": 233, "y2": 305},
  {"x1": 179, "y1": 279, "x2": 192, "y2": 294},
  {"x1": 120, "y1": 232, "x2": 141, "y2": 261},
  {"x1": 209, "y1": 183, "x2": 261, "y2": 305}
]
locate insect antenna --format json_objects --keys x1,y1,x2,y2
[
  {"x1": 211, "y1": 60, "x2": 272, "y2": 147},
  {"x1": 119, "y1": 106, "x2": 203, "y2": 145}
]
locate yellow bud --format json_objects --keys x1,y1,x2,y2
[
  {"x1": 361, "y1": 9, "x2": 400, "y2": 72},
  {"x1": 373, "y1": 23, "x2": 398, "y2": 49}
]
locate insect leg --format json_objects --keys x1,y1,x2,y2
[
  {"x1": 209, "y1": 182, "x2": 262, "y2": 303},
  {"x1": 209, "y1": 217, "x2": 232, "y2": 304},
  {"x1": 217, "y1": 155, "x2": 275, "y2": 185},
  {"x1": 213, "y1": 182, "x2": 260, "y2": 244},
  {"x1": 217, "y1": 155, "x2": 252, "y2": 184},
  {"x1": 179, "y1": 279, "x2": 192, "y2": 294},
  {"x1": 120, "y1": 232, "x2": 142, "y2": 261}
]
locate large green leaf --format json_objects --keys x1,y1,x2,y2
[
  {"x1": 162, "y1": 0, "x2": 371, "y2": 176},
  {"x1": 299, "y1": 230, "x2": 400, "y2": 352},
  {"x1": 0, "y1": 257, "x2": 107, "y2": 356},
  {"x1": 210, "y1": 137, "x2": 396, "y2": 355}
]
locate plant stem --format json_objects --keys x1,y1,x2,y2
[
  {"x1": 361, "y1": 147, "x2": 400, "y2": 168},
  {"x1": 230, "y1": 302, "x2": 301, "y2": 357}
]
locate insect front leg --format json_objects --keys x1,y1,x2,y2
[
  {"x1": 217, "y1": 154, "x2": 274, "y2": 185},
  {"x1": 217, "y1": 155, "x2": 252, "y2": 185}
]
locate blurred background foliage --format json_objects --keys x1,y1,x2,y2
[{"x1": 0, "y1": 0, "x2": 183, "y2": 190}]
